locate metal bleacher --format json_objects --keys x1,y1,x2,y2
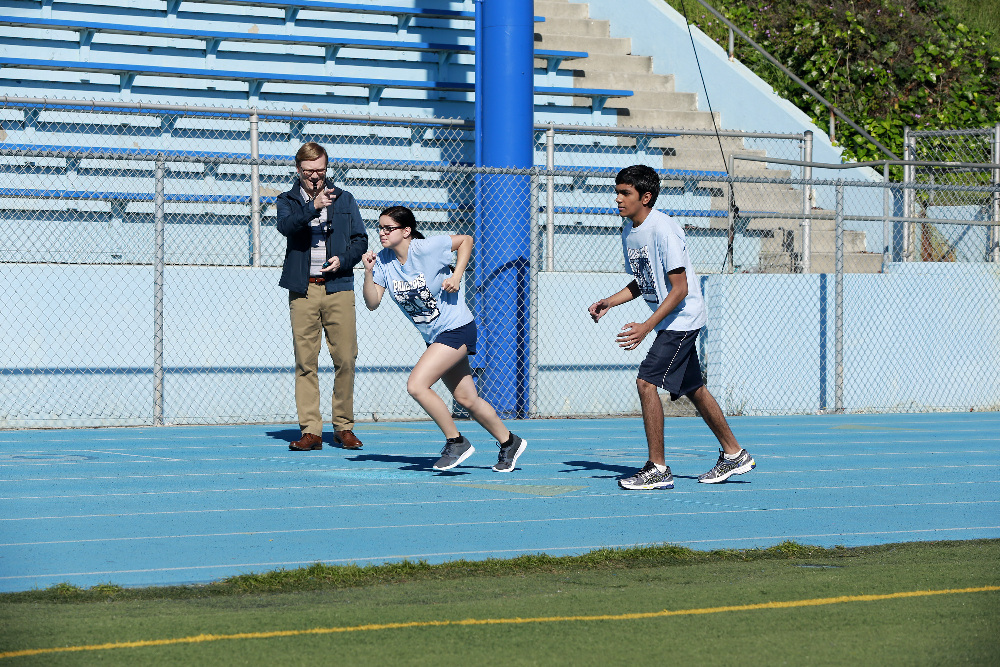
[{"x1": 0, "y1": 1, "x2": 653, "y2": 268}]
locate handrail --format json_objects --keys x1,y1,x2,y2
[{"x1": 690, "y1": 0, "x2": 898, "y2": 160}]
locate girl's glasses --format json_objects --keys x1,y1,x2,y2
[{"x1": 378, "y1": 225, "x2": 403, "y2": 235}]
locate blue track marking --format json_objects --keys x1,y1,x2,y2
[{"x1": 0, "y1": 413, "x2": 998, "y2": 591}]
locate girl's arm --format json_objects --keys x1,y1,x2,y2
[
  {"x1": 442, "y1": 234, "x2": 472, "y2": 293},
  {"x1": 361, "y1": 251, "x2": 384, "y2": 310}
]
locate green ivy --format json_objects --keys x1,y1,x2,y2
[{"x1": 669, "y1": 0, "x2": 1000, "y2": 166}]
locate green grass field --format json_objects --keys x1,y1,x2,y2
[{"x1": 2, "y1": 540, "x2": 998, "y2": 665}]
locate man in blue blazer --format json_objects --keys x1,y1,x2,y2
[{"x1": 277, "y1": 142, "x2": 368, "y2": 451}]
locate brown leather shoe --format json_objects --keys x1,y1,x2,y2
[
  {"x1": 333, "y1": 430, "x2": 363, "y2": 450},
  {"x1": 289, "y1": 433, "x2": 323, "y2": 451}
]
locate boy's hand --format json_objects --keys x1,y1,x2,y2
[
  {"x1": 361, "y1": 251, "x2": 376, "y2": 272},
  {"x1": 320, "y1": 256, "x2": 340, "y2": 273},
  {"x1": 588, "y1": 298, "x2": 611, "y2": 322},
  {"x1": 616, "y1": 322, "x2": 652, "y2": 350}
]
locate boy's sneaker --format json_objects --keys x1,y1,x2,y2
[
  {"x1": 618, "y1": 461, "x2": 674, "y2": 490},
  {"x1": 698, "y1": 448, "x2": 756, "y2": 483},
  {"x1": 492, "y1": 434, "x2": 527, "y2": 472},
  {"x1": 432, "y1": 436, "x2": 475, "y2": 471}
]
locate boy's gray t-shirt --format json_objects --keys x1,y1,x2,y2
[
  {"x1": 622, "y1": 208, "x2": 706, "y2": 332},
  {"x1": 372, "y1": 235, "x2": 474, "y2": 344}
]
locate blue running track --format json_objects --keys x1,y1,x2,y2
[{"x1": 1, "y1": 412, "x2": 998, "y2": 592}]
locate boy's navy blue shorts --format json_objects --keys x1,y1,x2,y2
[
  {"x1": 429, "y1": 320, "x2": 477, "y2": 355},
  {"x1": 637, "y1": 329, "x2": 704, "y2": 401}
]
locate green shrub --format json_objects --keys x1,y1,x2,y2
[{"x1": 669, "y1": 0, "x2": 1000, "y2": 164}]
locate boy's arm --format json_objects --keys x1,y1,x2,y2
[
  {"x1": 588, "y1": 280, "x2": 641, "y2": 322},
  {"x1": 615, "y1": 269, "x2": 688, "y2": 350}
]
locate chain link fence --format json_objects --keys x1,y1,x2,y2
[
  {"x1": 2, "y1": 98, "x2": 999, "y2": 426},
  {"x1": 903, "y1": 126, "x2": 1000, "y2": 264}
]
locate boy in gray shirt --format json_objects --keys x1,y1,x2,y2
[{"x1": 588, "y1": 165, "x2": 755, "y2": 490}]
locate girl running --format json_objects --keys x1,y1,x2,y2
[{"x1": 361, "y1": 206, "x2": 527, "y2": 472}]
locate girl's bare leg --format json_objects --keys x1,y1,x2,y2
[{"x1": 407, "y1": 343, "x2": 470, "y2": 439}]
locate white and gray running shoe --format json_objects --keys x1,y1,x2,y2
[
  {"x1": 698, "y1": 448, "x2": 756, "y2": 483},
  {"x1": 618, "y1": 461, "x2": 674, "y2": 490},
  {"x1": 492, "y1": 434, "x2": 527, "y2": 472},
  {"x1": 433, "y1": 436, "x2": 475, "y2": 471}
]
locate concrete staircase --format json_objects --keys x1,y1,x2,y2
[{"x1": 534, "y1": 0, "x2": 882, "y2": 273}]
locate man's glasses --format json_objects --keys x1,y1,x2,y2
[
  {"x1": 300, "y1": 168, "x2": 328, "y2": 176},
  {"x1": 378, "y1": 225, "x2": 403, "y2": 235}
]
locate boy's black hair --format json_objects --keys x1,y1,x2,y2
[{"x1": 615, "y1": 164, "x2": 660, "y2": 207}]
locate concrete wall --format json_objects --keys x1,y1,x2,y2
[{"x1": 3, "y1": 262, "x2": 998, "y2": 426}]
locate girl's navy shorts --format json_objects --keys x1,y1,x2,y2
[
  {"x1": 637, "y1": 329, "x2": 704, "y2": 400},
  {"x1": 429, "y1": 320, "x2": 477, "y2": 356}
]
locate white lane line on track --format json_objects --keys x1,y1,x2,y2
[
  {"x1": 4, "y1": 502, "x2": 998, "y2": 547},
  {"x1": 2, "y1": 477, "x2": 998, "y2": 501},
  {"x1": 5, "y1": 493, "x2": 998, "y2": 523},
  {"x1": 4, "y1": 524, "x2": 1000, "y2": 582}
]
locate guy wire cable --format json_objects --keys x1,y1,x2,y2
[{"x1": 678, "y1": 0, "x2": 740, "y2": 272}]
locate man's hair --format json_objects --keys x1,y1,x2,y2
[
  {"x1": 615, "y1": 164, "x2": 660, "y2": 207},
  {"x1": 295, "y1": 142, "x2": 328, "y2": 167}
]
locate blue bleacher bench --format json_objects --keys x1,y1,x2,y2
[
  {"x1": 0, "y1": 56, "x2": 630, "y2": 109},
  {"x1": 0, "y1": 187, "x2": 477, "y2": 213},
  {"x1": 168, "y1": 0, "x2": 545, "y2": 31},
  {"x1": 0, "y1": 15, "x2": 584, "y2": 75}
]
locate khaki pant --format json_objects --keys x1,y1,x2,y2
[{"x1": 289, "y1": 284, "x2": 357, "y2": 435}]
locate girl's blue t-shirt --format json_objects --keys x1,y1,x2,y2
[{"x1": 372, "y1": 235, "x2": 474, "y2": 344}]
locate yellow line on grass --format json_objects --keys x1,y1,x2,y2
[{"x1": 3, "y1": 585, "x2": 997, "y2": 659}]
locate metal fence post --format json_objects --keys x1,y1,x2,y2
[
  {"x1": 882, "y1": 163, "x2": 891, "y2": 270},
  {"x1": 726, "y1": 154, "x2": 735, "y2": 273},
  {"x1": 250, "y1": 110, "x2": 261, "y2": 268},
  {"x1": 902, "y1": 127, "x2": 913, "y2": 261},
  {"x1": 153, "y1": 155, "x2": 166, "y2": 426},
  {"x1": 834, "y1": 180, "x2": 844, "y2": 413},
  {"x1": 545, "y1": 123, "x2": 555, "y2": 272},
  {"x1": 528, "y1": 170, "x2": 540, "y2": 417},
  {"x1": 801, "y1": 130, "x2": 813, "y2": 273},
  {"x1": 992, "y1": 123, "x2": 1000, "y2": 262}
]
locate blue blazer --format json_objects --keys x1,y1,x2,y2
[{"x1": 276, "y1": 178, "x2": 368, "y2": 294}]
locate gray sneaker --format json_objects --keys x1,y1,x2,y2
[
  {"x1": 698, "y1": 448, "x2": 756, "y2": 483},
  {"x1": 433, "y1": 436, "x2": 475, "y2": 471},
  {"x1": 618, "y1": 461, "x2": 674, "y2": 490},
  {"x1": 492, "y1": 434, "x2": 527, "y2": 472}
]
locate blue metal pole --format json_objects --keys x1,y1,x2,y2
[{"x1": 475, "y1": 0, "x2": 533, "y2": 417}]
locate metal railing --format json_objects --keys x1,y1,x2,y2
[{"x1": 690, "y1": 0, "x2": 898, "y2": 159}]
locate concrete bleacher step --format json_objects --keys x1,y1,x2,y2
[
  {"x1": 761, "y1": 228, "x2": 868, "y2": 255},
  {"x1": 604, "y1": 91, "x2": 697, "y2": 112},
  {"x1": 575, "y1": 70, "x2": 676, "y2": 94},
  {"x1": 535, "y1": 0, "x2": 591, "y2": 19},
  {"x1": 712, "y1": 186, "x2": 803, "y2": 214},
  {"x1": 535, "y1": 16, "x2": 619, "y2": 39},
  {"x1": 534, "y1": 32, "x2": 632, "y2": 55},
  {"x1": 561, "y1": 52, "x2": 653, "y2": 74},
  {"x1": 758, "y1": 251, "x2": 884, "y2": 274}
]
